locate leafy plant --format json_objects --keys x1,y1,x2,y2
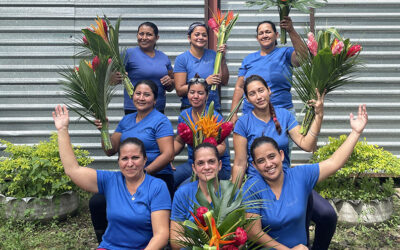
[
  {"x1": 311, "y1": 135, "x2": 400, "y2": 201},
  {"x1": 0, "y1": 133, "x2": 93, "y2": 198}
]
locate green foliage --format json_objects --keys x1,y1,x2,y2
[
  {"x1": 0, "y1": 133, "x2": 93, "y2": 198},
  {"x1": 311, "y1": 135, "x2": 400, "y2": 201},
  {"x1": 246, "y1": 0, "x2": 327, "y2": 13}
]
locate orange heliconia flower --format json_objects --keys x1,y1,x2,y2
[
  {"x1": 85, "y1": 60, "x2": 93, "y2": 69},
  {"x1": 225, "y1": 11, "x2": 234, "y2": 26},
  {"x1": 208, "y1": 216, "x2": 236, "y2": 249},
  {"x1": 90, "y1": 16, "x2": 108, "y2": 41},
  {"x1": 195, "y1": 114, "x2": 222, "y2": 138},
  {"x1": 190, "y1": 211, "x2": 208, "y2": 232}
]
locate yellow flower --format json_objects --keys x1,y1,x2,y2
[
  {"x1": 196, "y1": 114, "x2": 222, "y2": 138},
  {"x1": 90, "y1": 16, "x2": 108, "y2": 41}
]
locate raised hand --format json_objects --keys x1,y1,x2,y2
[
  {"x1": 308, "y1": 88, "x2": 326, "y2": 118},
  {"x1": 217, "y1": 43, "x2": 227, "y2": 55},
  {"x1": 280, "y1": 16, "x2": 295, "y2": 33},
  {"x1": 52, "y1": 105, "x2": 69, "y2": 131},
  {"x1": 350, "y1": 104, "x2": 368, "y2": 134}
]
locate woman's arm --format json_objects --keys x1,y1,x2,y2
[
  {"x1": 230, "y1": 76, "x2": 245, "y2": 124},
  {"x1": 170, "y1": 220, "x2": 185, "y2": 250},
  {"x1": 318, "y1": 104, "x2": 368, "y2": 182},
  {"x1": 94, "y1": 119, "x2": 121, "y2": 156},
  {"x1": 280, "y1": 16, "x2": 308, "y2": 67},
  {"x1": 219, "y1": 44, "x2": 229, "y2": 86},
  {"x1": 52, "y1": 105, "x2": 98, "y2": 193},
  {"x1": 145, "y1": 210, "x2": 170, "y2": 250},
  {"x1": 174, "y1": 135, "x2": 185, "y2": 156},
  {"x1": 161, "y1": 70, "x2": 175, "y2": 92},
  {"x1": 216, "y1": 141, "x2": 227, "y2": 157},
  {"x1": 232, "y1": 133, "x2": 248, "y2": 187},
  {"x1": 289, "y1": 89, "x2": 325, "y2": 152},
  {"x1": 145, "y1": 136, "x2": 174, "y2": 175},
  {"x1": 174, "y1": 72, "x2": 188, "y2": 97}
]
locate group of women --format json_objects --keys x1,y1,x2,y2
[{"x1": 52, "y1": 18, "x2": 369, "y2": 250}]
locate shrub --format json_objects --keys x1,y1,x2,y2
[
  {"x1": 0, "y1": 133, "x2": 93, "y2": 198},
  {"x1": 311, "y1": 135, "x2": 400, "y2": 201}
]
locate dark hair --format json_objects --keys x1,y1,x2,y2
[
  {"x1": 256, "y1": 21, "x2": 278, "y2": 46},
  {"x1": 244, "y1": 75, "x2": 282, "y2": 134},
  {"x1": 193, "y1": 143, "x2": 219, "y2": 162},
  {"x1": 118, "y1": 137, "x2": 147, "y2": 159},
  {"x1": 187, "y1": 22, "x2": 208, "y2": 36},
  {"x1": 134, "y1": 79, "x2": 158, "y2": 100},
  {"x1": 137, "y1": 22, "x2": 159, "y2": 48},
  {"x1": 188, "y1": 73, "x2": 209, "y2": 95},
  {"x1": 250, "y1": 136, "x2": 279, "y2": 161}
]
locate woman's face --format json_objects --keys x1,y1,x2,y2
[
  {"x1": 137, "y1": 25, "x2": 158, "y2": 51},
  {"x1": 118, "y1": 143, "x2": 147, "y2": 179},
  {"x1": 246, "y1": 80, "x2": 271, "y2": 110},
  {"x1": 192, "y1": 147, "x2": 221, "y2": 182},
  {"x1": 252, "y1": 142, "x2": 284, "y2": 183},
  {"x1": 133, "y1": 84, "x2": 156, "y2": 112},
  {"x1": 256, "y1": 23, "x2": 278, "y2": 49},
  {"x1": 188, "y1": 26, "x2": 208, "y2": 49},
  {"x1": 188, "y1": 83, "x2": 208, "y2": 108}
]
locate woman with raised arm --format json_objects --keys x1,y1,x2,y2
[
  {"x1": 113, "y1": 21, "x2": 174, "y2": 114},
  {"x1": 174, "y1": 22, "x2": 229, "y2": 113},
  {"x1": 233, "y1": 75, "x2": 337, "y2": 250},
  {"x1": 173, "y1": 75, "x2": 231, "y2": 190},
  {"x1": 244, "y1": 105, "x2": 368, "y2": 249},
  {"x1": 53, "y1": 105, "x2": 171, "y2": 249},
  {"x1": 170, "y1": 143, "x2": 222, "y2": 250}
]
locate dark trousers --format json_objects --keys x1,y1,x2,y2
[
  {"x1": 306, "y1": 190, "x2": 338, "y2": 250},
  {"x1": 89, "y1": 173, "x2": 174, "y2": 243}
]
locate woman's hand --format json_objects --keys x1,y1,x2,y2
[
  {"x1": 217, "y1": 43, "x2": 227, "y2": 55},
  {"x1": 94, "y1": 118, "x2": 108, "y2": 130},
  {"x1": 110, "y1": 71, "x2": 124, "y2": 85},
  {"x1": 280, "y1": 16, "x2": 295, "y2": 34},
  {"x1": 52, "y1": 105, "x2": 70, "y2": 131},
  {"x1": 308, "y1": 88, "x2": 326, "y2": 118},
  {"x1": 206, "y1": 74, "x2": 222, "y2": 86},
  {"x1": 160, "y1": 74, "x2": 173, "y2": 89},
  {"x1": 350, "y1": 104, "x2": 368, "y2": 135}
]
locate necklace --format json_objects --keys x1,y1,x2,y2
[{"x1": 128, "y1": 172, "x2": 145, "y2": 201}]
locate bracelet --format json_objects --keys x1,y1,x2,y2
[{"x1": 309, "y1": 130, "x2": 319, "y2": 138}]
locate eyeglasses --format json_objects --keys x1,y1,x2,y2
[{"x1": 188, "y1": 77, "x2": 206, "y2": 83}]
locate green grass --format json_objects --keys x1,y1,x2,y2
[{"x1": 1, "y1": 193, "x2": 399, "y2": 249}]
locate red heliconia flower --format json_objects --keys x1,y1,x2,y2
[
  {"x1": 208, "y1": 18, "x2": 219, "y2": 33},
  {"x1": 92, "y1": 56, "x2": 100, "y2": 71},
  {"x1": 347, "y1": 44, "x2": 362, "y2": 58},
  {"x1": 82, "y1": 36, "x2": 88, "y2": 45},
  {"x1": 195, "y1": 206, "x2": 208, "y2": 226},
  {"x1": 221, "y1": 245, "x2": 238, "y2": 250},
  {"x1": 234, "y1": 227, "x2": 247, "y2": 246},
  {"x1": 102, "y1": 19, "x2": 108, "y2": 36},
  {"x1": 177, "y1": 123, "x2": 193, "y2": 146},
  {"x1": 203, "y1": 137, "x2": 217, "y2": 146},
  {"x1": 218, "y1": 121, "x2": 234, "y2": 143},
  {"x1": 74, "y1": 66, "x2": 79, "y2": 72},
  {"x1": 108, "y1": 58, "x2": 112, "y2": 64}
]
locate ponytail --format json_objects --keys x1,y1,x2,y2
[{"x1": 268, "y1": 101, "x2": 282, "y2": 134}]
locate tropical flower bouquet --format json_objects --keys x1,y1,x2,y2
[
  {"x1": 80, "y1": 15, "x2": 134, "y2": 98},
  {"x1": 59, "y1": 54, "x2": 116, "y2": 150},
  {"x1": 208, "y1": 9, "x2": 239, "y2": 90},
  {"x1": 173, "y1": 178, "x2": 267, "y2": 249},
  {"x1": 292, "y1": 28, "x2": 362, "y2": 135},
  {"x1": 246, "y1": 0, "x2": 327, "y2": 44}
]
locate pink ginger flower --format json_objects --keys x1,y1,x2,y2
[
  {"x1": 347, "y1": 44, "x2": 362, "y2": 57},
  {"x1": 221, "y1": 245, "x2": 239, "y2": 250},
  {"x1": 307, "y1": 32, "x2": 318, "y2": 56},
  {"x1": 234, "y1": 227, "x2": 247, "y2": 246},
  {"x1": 108, "y1": 58, "x2": 112, "y2": 64},
  {"x1": 208, "y1": 18, "x2": 219, "y2": 33},
  {"x1": 177, "y1": 123, "x2": 193, "y2": 146},
  {"x1": 195, "y1": 206, "x2": 208, "y2": 226},
  {"x1": 203, "y1": 137, "x2": 217, "y2": 146},
  {"x1": 218, "y1": 121, "x2": 234, "y2": 144},
  {"x1": 331, "y1": 39, "x2": 344, "y2": 55},
  {"x1": 82, "y1": 36, "x2": 88, "y2": 45},
  {"x1": 92, "y1": 56, "x2": 100, "y2": 71}
]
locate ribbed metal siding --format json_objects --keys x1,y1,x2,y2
[
  {"x1": 221, "y1": 0, "x2": 400, "y2": 164},
  {"x1": 0, "y1": 0, "x2": 204, "y2": 169}
]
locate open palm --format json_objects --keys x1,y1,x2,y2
[
  {"x1": 350, "y1": 104, "x2": 368, "y2": 134},
  {"x1": 52, "y1": 105, "x2": 70, "y2": 131}
]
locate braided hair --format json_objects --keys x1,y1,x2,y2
[{"x1": 243, "y1": 75, "x2": 282, "y2": 134}]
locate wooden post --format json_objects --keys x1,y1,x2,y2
[
  {"x1": 206, "y1": 0, "x2": 218, "y2": 50},
  {"x1": 310, "y1": 8, "x2": 315, "y2": 34}
]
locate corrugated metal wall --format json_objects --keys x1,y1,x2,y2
[
  {"x1": 1, "y1": 0, "x2": 399, "y2": 170},
  {"x1": 221, "y1": 0, "x2": 400, "y2": 164},
  {"x1": 0, "y1": 0, "x2": 204, "y2": 170}
]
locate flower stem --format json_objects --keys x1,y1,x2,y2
[
  {"x1": 101, "y1": 122, "x2": 112, "y2": 150},
  {"x1": 300, "y1": 106, "x2": 315, "y2": 135},
  {"x1": 279, "y1": 4, "x2": 290, "y2": 45},
  {"x1": 123, "y1": 76, "x2": 134, "y2": 98},
  {"x1": 211, "y1": 24, "x2": 226, "y2": 91}
]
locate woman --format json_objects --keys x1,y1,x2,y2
[
  {"x1": 174, "y1": 76, "x2": 231, "y2": 189},
  {"x1": 244, "y1": 104, "x2": 368, "y2": 249},
  {"x1": 233, "y1": 75, "x2": 337, "y2": 249},
  {"x1": 174, "y1": 22, "x2": 229, "y2": 112},
  {"x1": 91, "y1": 80, "x2": 174, "y2": 243},
  {"x1": 230, "y1": 17, "x2": 307, "y2": 122},
  {"x1": 170, "y1": 143, "x2": 222, "y2": 250},
  {"x1": 52, "y1": 105, "x2": 171, "y2": 249},
  {"x1": 114, "y1": 21, "x2": 174, "y2": 114}
]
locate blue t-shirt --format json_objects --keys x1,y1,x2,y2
[
  {"x1": 238, "y1": 47, "x2": 295, "y2": 112},
  {"x1": 178, "y1": 107, "x2": 231, "y2": 172},
  {"x1": 171, "y1": 181, "x2": 199, "y2": 222},
  {"x1": 173, "y1": 49, "x2": 221, "y2": 111},
  {"x1": 115, "y1": 109, "x2": 174, "y2": 175},
  {"x1": 243, "y1": 164, "x2": 319, "y2": 248},
  {"x1": 233, "y1": 108, "x2": 298, "y2": 176},
  {"x1": 124, "y1": 47, "x2": 173, "y2": 111},
  {"x1": 97, "y1": 171, "x2": 171, "y2": 250}
]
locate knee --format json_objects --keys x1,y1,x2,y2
[{"x1": 89, "y1": 193, "x2": 106, "y2": 212}]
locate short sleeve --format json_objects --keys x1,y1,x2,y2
[
  {"x1": 295, "y1": 163, "x2": 320, "y2": 191},
  {"x1": 173, "y1": 53, "x2": 187, "y2": 73},
  {"x1": 171, "y1": 188, "x2": 190, "y2": 222},
  {"x1": 242, "y1": 177, "x2": 262, "y2": 215},
  {"x1": 287, "y1": 110, "x2": 298, "y2": 131},
  {"x1": 149, "y1": 178, "x2": 172, "y2": 212},
  {"x1": 233, "y1": 116, "x2": 247, "y2": 138},
  {"x1": 166, "y1": 58, "x2": 173, "y2": 71},
  {"x1": 115, "y1": 115, "x2": 130, "y2": 133},
  {"x1": 155, "y1": 115, "x2": 174, "y2": 139},
  {"x1": 96, "y1": 170, "x2": 113, "y2": 195},
  {"x1": 285, "y1": 47, "x2": 295, "y2": 66},
  {"x1": 238, "y1": 57, "x2": 248, "y2": 77}
]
